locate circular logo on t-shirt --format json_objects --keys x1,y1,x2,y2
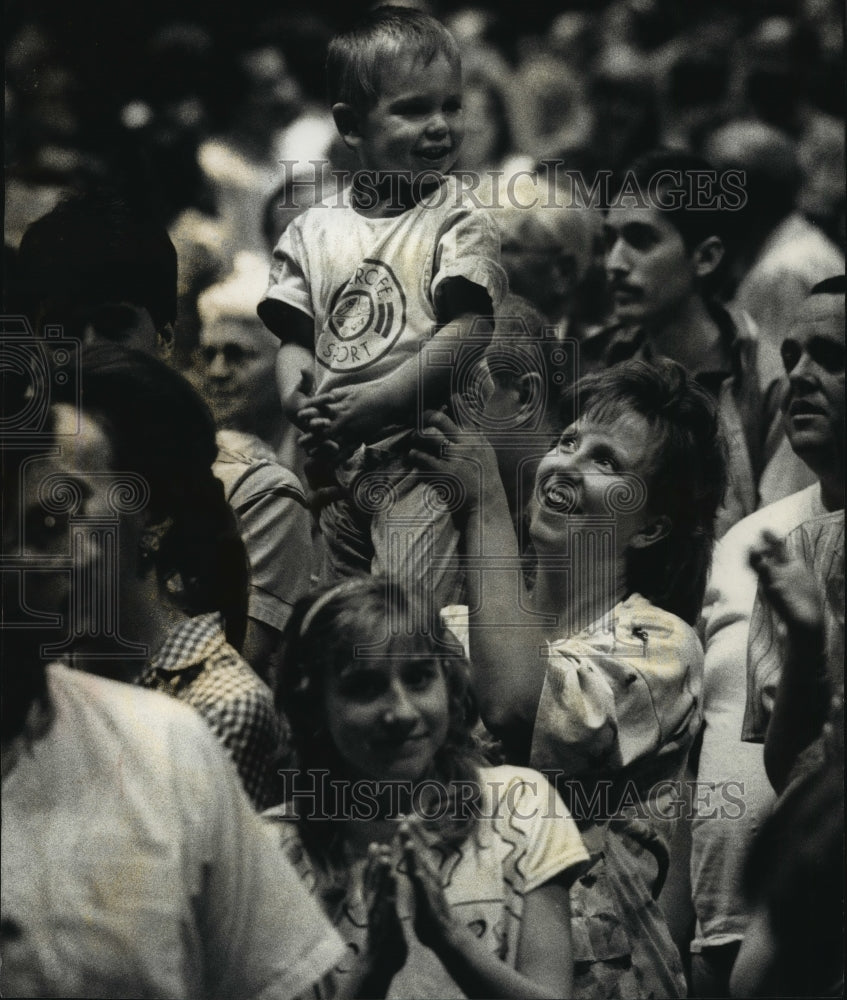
[{"x1": 318, "y1": 258, "x2": 407, "y2": 372}]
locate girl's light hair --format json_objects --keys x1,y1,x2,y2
[{"x1": 272, "y1": 575, "x2": 488, "y2": 892}]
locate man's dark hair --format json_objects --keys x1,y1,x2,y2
[
  {"x1": 620, "y1": 148, "x2": 731, "y2": 251},
  {"x1": 17, "y1": 191, "x2": 177, "y2": 336}
]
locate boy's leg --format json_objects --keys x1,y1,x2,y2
[
  {"x1": 369, "y1": 471, "x2": 464, "y2": 612},
  {"x1": 318, "y1": 495, "x2": 374, "y2": 584}
]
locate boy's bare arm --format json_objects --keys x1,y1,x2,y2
[{"x1": 263, "y1": 304, "x2": 316, "y2": 431}]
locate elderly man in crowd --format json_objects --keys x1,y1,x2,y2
[{"x1": 196, "y1": 252, "x2": 313, "y2": 678}]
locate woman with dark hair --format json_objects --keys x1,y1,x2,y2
[
  {"x1": 265, "y1": 575, "x2": 590, "y2": 999},
  {"x1": 412, "y1": 358, "x2": 727, "y2": 998},
  {"x1": 53, "y1": 342, "x2": 283, "y2": 809},
  {"x1": 66, "y1": 342, "x2": 247, "y2": 643}
]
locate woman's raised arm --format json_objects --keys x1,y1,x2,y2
[{"x1": 410, "y1": 410, "x2": 552, "y2": 743}]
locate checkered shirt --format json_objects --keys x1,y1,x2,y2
[{"x1": 137, "y1": 613, "x2": 283, "y2": 810}]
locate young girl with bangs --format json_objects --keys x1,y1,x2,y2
[{"x1": 264, "y1": 576, "x2": 589, "y2": 999}]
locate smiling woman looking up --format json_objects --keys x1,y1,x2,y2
[{"x1": 412, "y1": 358, "x2": 727, "y2": 999}]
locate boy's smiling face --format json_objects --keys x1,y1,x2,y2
[{"x1": 345, "y1": 50, "x2": 464, "y2": 181}]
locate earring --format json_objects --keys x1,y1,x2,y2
[
  {"x1": 165, "y1": 572, "x2": 186, "y2": 598},
  {"x1": 139, "y1": 516, "x2": 174, "y2": 561}
]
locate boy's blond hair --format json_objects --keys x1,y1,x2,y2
[{"x1": 327, "y1": 5, "x2": 459, "y2": 113}]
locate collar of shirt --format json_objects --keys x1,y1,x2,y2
[
  {"x1": 216, "y1": 428, "x2": 277, "y2": 465},
  {"x1": 590, "y1": 300, "x2": 751, "y2": 396},
  {"x1": 142, "y1": 612, "x2": 226, "y2": 677}
]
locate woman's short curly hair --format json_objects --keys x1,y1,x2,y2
[{"x1": 560, "y1": 358, "x2": 727, "y2": 625}]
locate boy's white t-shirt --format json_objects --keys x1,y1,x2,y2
[{"x1": 260, "y1": 175, "x2": 506, "y2": 398}]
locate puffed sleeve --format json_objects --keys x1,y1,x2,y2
[
  {"x1": 486, "y1": 766, "x2": 592, "y2": 891},
  {"x1": 530, "y1": 595, "x2": 703, "y2": 779},
  {"x1": 227, "y1": 463, "x2": 313, "y2": 634}
]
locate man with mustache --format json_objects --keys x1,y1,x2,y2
[
  {"x1": 586, "y1": 149, "x2": 813, "y2": 538},
  {"x1": 690, "y1": 275, "x2": 845, "y2": 997}
]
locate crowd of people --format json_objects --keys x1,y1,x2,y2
[{"x1": 2, "y1": 1, "x2": 844, "y2": 997}]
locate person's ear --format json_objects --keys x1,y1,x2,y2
[
  {"x1": 157, "y1": 322, "x2": 175, "y2": 359},
  {"x1": 516, "y1": 371, "x2": 544, "y2": 419},
  {"x1": 629, "y1": 515, "x2": 671, "y2": 550},
  {"x1": 692, "y1": 236, "x2": 724, "y2": 279},
  {"x1": 137, "y1": 513, "x2": 174, "y2": 577},
  {"x1": 332, "y1": 103, "x2": 363, "y2": 149}
]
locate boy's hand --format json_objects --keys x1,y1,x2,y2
[
  {"x1": 295, "y1": 395, "x2": 339, "y2": 454},
  {"x1": 408, "y1": 409, "x2": 498, "y2": 519},
  {"x1": 303, "y1": 384, "x2": 385, "y2": 451},
  {"x1": 749, "y1": 530, "x2": 824, "y2": 635}
]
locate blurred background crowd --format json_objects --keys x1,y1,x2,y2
[
  {"x1": 2, "y1": 3, "x2": 845, "y2": 997},
  {"x1": 5, "y1": 0, "x2": 844, "y2": 364}
]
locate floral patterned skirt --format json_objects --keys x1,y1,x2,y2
[{"x1": 571, "y1": 823, "x2": 688, "y2": 999}]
